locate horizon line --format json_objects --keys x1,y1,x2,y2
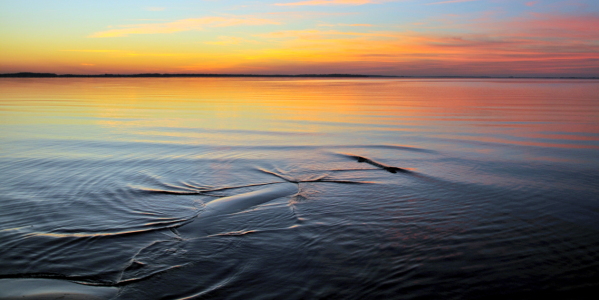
[{"x1": 1, "y1": 72, "x2": 597, "y2": 79}]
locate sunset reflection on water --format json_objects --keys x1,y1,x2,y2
[
  {"x1": 2, "y1": 78, "x2": 597, "y2": 150},
  {"x1": 1, "y1": 78, "x2": 598, "y2": 299}
]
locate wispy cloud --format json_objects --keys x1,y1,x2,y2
[
  {"x1": 426, "y1": 0, "x2": 478, "y2": 5},
  {"x1": 245, "y1": 12, "x2": 599, "y2": 75},
  {"x1": 205, "y1": 36, "x2": 258, "y2": 45},
  {"x1": 318, "y1": 23, "x2": 373, "y2": 26},
  {"x1": 54, "y1": 6, "x2": 599, "y2": 76},
  {"x1": 61, "y1": 49, "x2": 122, "y2": 52},
  {"x1": 60, "y1": 49, "x2": 186, "y2": 57},
  {"x1": 256, "y1": 29, "x2": 394, "y2": 39},
  {"x1": 275, "y1": 0, "x2": 378, "y2": 6},
  {"x1": 90, "y1": 17, "x2": 280, "y2": 38}
]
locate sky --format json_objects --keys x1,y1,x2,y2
[{"x1": 1, "y1": 0, "x2": 598, "y2": 76}]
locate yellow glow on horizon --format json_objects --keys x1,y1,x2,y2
[{"x1": 1, "y1": 1, "x2": 597, "y2": 76}]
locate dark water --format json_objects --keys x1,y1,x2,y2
[{"x1": 1, "y1": 78, "x2": 598, "y2": 299}]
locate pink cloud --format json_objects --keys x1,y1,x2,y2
[
  {"x1": 514, "y1": 13, "x2": 599, "y2": 39},
  {"x1": 245, "y1": 11, "x2": 599, "y2": 76}
]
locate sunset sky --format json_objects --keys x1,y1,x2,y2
[{"x1": 1, "y1": 0, "x2": 598, "y2": 76}]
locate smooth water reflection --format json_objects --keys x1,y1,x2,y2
[{"x1": 1, "y1": 78, "x2": 598, "y2": 299}]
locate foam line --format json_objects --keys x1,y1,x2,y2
[
  {"x1": 0, "y1": 278, "x2": 118, "y2": 300},
  {"x1": 177, "y1": 182, "x2": 298, "y2": 236},
  {"x1": 0, "y1": 183, "x2": 299, "y2": 298}
]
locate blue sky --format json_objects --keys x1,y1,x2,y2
[{"x1": 1, "y1": 0, "x2": 598, "y2": 75}]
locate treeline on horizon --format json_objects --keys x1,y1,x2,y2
[
  {"x1": 0, "y1": 72, "x2": 375, "y2": 78},
  {"x1": 0, "y1": 72, "x2": 596, "y2": 79}
]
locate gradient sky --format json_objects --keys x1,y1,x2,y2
[{"x1": 1, "y1": 0, "x2": 598, "y2": 76}]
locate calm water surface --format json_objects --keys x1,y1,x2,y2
[{"x1": 1, "y1": 78, "x2": 598, "y2": 299}]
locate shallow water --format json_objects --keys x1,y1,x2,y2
[{"x1": 1, "y1": 78, "x2": 598, "y2": 299}]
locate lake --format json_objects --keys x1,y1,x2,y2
[{"x1": 1, "y1": 78, "x2": 598, "y2": 299}]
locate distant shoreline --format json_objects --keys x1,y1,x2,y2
[{"x1": 0, "y1": 72, "x2": 597, "y2": 79}]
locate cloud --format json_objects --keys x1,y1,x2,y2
[
  {"x1": 256, "y1": 29, "x2": 394, "y2": 39},
  {"x1": 275, "y1": 0, "x2": 378, "y2": 6},
  {"x1": 61, "y1": 49, "x2": 122, "y2": 53},
  {"x1": 318, "y1": 23, "x2": 373, "y2": 27},
  {"x1": 90, "y1": 17, "x2": 280, "y2": 38},
  {"x1": 60, "y1": 49, "x2": 187, "y2": 57},
  {"x1": 243, "y1": 11, "x2": 599, "y2": 75},
  {"x1": 426, "y1": 0, "x2": 478, "y2": 5},
  {"x1": 473, "y1": 12, "x2": 599, "y2": 40},
  {"x1": 525, "y1": 1, "x2": 539, "y2": 6},
  {"x1": 205, "y1": 36, "x2": 258, "y2": 45},
  {"x1": 76, "y1": 10, "x2": 598, "y2": 76}
]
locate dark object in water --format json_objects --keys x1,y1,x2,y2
[{"x1": 354, "y1": 156, "x2": 409, "y2": 173}]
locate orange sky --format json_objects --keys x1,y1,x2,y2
[{"x1": 1, "y1": 0, "x2": 598, "y2": 76}]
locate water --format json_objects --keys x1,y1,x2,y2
[{"x1": 1, "y1": 78, "x2": 598, "y2": 299}]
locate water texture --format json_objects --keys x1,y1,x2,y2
[{"x1": 1, "y1": 78, "x2": 598, "y2": 299}]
